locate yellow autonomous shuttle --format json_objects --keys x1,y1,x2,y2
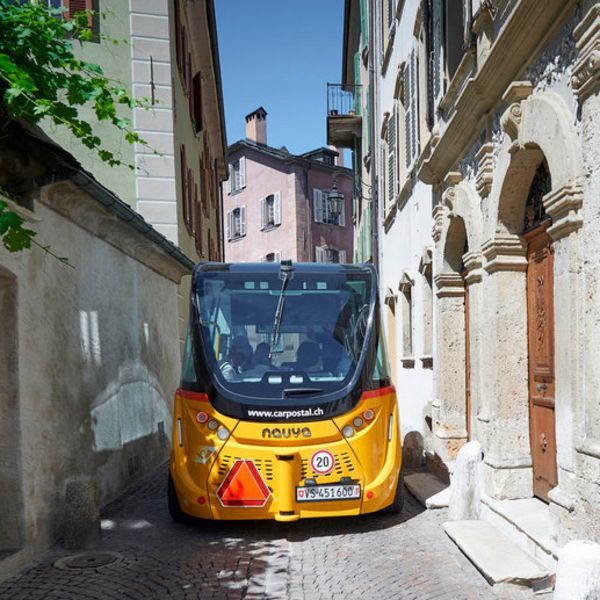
[{"x1": 169, "y1": 261, "x2": 403, "y2": 521}]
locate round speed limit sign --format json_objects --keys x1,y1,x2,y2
[{"x1": 310, "y1": 449, "x2": 335, "y2": 475}]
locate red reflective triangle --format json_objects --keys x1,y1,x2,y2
[{"x1": 216, "y1": 459, "x2": 271, "y2": 507}]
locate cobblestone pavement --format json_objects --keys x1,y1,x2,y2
[{"x1": 0, "y1": 464, "x2": 547, "y2": 599}]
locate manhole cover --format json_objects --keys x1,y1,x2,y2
[{"x1": 54, "y1": 551, "x2": 122, "y2": 570}]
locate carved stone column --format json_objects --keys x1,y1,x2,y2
[
  {"x1": 570, "y1": 2, "x2": 600, "y2": 539},
  {"x1": 433, "y1": 272, "x2": 467, "y2": 464},
  {"x1": 463, "y1": 252, "x2": 485, "y2": 444},
  {"x1": 480, "y1": 235, "x2": 532, "y2": 500},
  {"x1": 540, "y1": 186, "x2": 582, "y2": 541}
]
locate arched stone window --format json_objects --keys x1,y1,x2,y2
[{"x1": 523, "y1": 160, "x2": 552, "y2": 233}]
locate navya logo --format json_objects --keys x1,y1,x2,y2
[{"x1": 261, "y1": 427, "x2": 312, "y2": 439}]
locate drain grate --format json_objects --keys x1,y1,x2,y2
[{"x1": 54, "y1": 551, "x2": 122, "y2": 570}]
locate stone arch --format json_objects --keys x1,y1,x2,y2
[
  {"x1": 0, "y1": 265, "x2": 24, "y2": 552},
  {"x1": 486, "y1": 90, "x2": 583, "y2": 240},
  {"x1": 480, "y1": 88, "x2": 582, "y2": 501},
  {"x1": 435, "y1": 181, "x2": 483, "y2": 274},
  {"x1": 433, "y1": 181, "x2": 484, "y2": 463}
]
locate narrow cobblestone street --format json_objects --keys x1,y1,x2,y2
[{"x1": 0, "y1": 464, "x2": 545, "y2": 600}]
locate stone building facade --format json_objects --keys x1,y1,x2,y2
[
  {"x1": 170, "y1": 0, "x2": 227, "y2": 346},
  {"x1": 224, "y1": 109, "x2": 353, "y2": 264},
  {"x1": 0, "y1": 122, "x2": 190, "y2": 583},
  {"x1": 423, "y1": 0, "x2": 600, "y2": 561},
  {"x1": 340, "y1": 0, "x2": 600, "y2": 567}
]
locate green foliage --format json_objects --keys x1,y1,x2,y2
[
  {"x1": 0, "y1": 0, "x2": 152, "y2": 253},
  {"x1": 0, "y1": 200, "x2": 36, "y2": 252}
]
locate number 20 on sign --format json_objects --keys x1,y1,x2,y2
[{"x1": 310, "y1": 449, "x2": 335, "y2": 475}]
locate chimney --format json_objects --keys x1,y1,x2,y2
[
  {"x1": 329, "y1": 144, "x2": 344, "y2": 167},
  {"x1": 245, "y1": 107, "x2": 267, "y2": 145}
]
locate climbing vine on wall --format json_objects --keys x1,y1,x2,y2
[{"x1": 0, "y1": 0, "x2": 151, "y2": 253}]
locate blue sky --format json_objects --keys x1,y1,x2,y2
[{"x1": 215, "y1": 0, "x2": 345, "y2": 155}]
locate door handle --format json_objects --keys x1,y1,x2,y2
[{"x1": 536, "y1": 383, "x2": 548, "y2": 392}]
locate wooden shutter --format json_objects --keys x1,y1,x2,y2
[
  {"x1": 340, "y1": 250, "x2": 347, "y2": 264},
  {"x1": 315, "y1": 246, "x2": 325, "y2": 263},
  {"x1": 353, "y1": 52, "x2": 361, "y2": 114},
  {"x1": 402, "y1": 57, "x2": 412, "y2": 168},
  {"x1": 411, "y1": 48, "x2": 419, "y2": 165},
  {"x1": 259, "y1": 198, "x2": 266, "y2": 229},
  {"x1": 239, "y1": 156, "x2": 246, "y2": 188},
  {"x1": 226, "y1": 164, "x2": 232, "y2": 194},
  {"x1": 240, "y1": 206, "x2": 246, "y2": 236},
  {"x1": 387, "y1": 110, "x2": 396, "y2": 201},
  {"x1": 65, "y1": 0, "x2": 93, "y2": 27},
  {"x1": 211, "y1": 158, "x2": 218, "y2": 209},
  {"x1": 274, "y1": 251, "x2": 281, "y2": 262},
  {"x1": 193, "y1": 183, "x2": 200, "y2": 245},
  {"x1": 180, "y1": 144, "x2": 187, "y2": 223},
  {"x1": 173, "y1": 0, "x2": 181, "y2": 69},
  {"x1": 274, "y1": 191, "x2": 281, "y2": 225},
  {"x1": 313, "y1": 189, "x2": 323, "y2": 223},
  {"x1": 201, "y1": 166, "x2": 209, "y2": 218},
  {"x1": 366, "y1": 88, "x2": 372, "y2": 153},
  {"x1": 181, "y1": 28, "x2": 188, "y2": 91},
  {"x1": 322, "y1": 190, "x2": 331, "y2": 224},
  {"x1": 432, "y1": 0, "x2": 444, "y2": 107},
  {"x1": 192, "y1": 72, "x2": 202, "y2": 132},
  {"x1": 387, "y1": 0, "x2": 394, "y2": 29},
  {"x1": 186, "y1": 168, "x2": 193, "y2": 234},
  {"x1": 226, "y1": 211, "x2": 231, "y2": 241},
  {"x1": 359, "y1": 0, "x2": 368, "y2": 48},
  {"x1": 339, "y1": 194, "x2": 346, "y2": 227}
]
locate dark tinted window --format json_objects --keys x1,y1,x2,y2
[{"x1": 194, "y1": 268, "x2": 374, "y2": 400}]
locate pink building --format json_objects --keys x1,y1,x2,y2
[{"x1": 223, "y1": 107, "x2": 353, "y2": 263}]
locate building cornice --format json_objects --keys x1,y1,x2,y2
[
  {"x1": 572, "y1": 3, "x2": 600, "y2": 102},
  {"x1": 419, "y1": 0, "x2": 578, "y2": 185},
  {"x1": 227, "y1": 141, "x2": 353, "y2": 176}
]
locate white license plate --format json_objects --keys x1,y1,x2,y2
[{"x1": 296, "y1": 484, "x2": 361, "y2": 502}]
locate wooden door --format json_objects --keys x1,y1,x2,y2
[
  {"x1": 464, "y1": 277, "x2": 471, "y2": 440},
  {"x1": 525, "y1": 224, "x2": 557, "y2": 502}
]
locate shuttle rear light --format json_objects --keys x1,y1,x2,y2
[
  {"x1": 362, "y1": 408, "x2": 375, "y2": 421},
  {"x1": 177, "y1": 388, "x2": 209, "y2": 402},
  {"x1": 207, "y1": 419, "x2": 219, "y2": 431},
  {"x1": 195, "y1": 411, "x2": 209, "y2": 424}
]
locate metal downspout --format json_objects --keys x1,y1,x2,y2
[{"x1": 368, "y1": 0, "x2": 379, "y2": 272}]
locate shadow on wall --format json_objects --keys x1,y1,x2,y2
[
  {"x1": 402, "y1": 431, "x2": 425, "y2": 469},
  {"x1": 90, "y1": 360, "x2": 172, "y2": 504},
  {"x1": 0, "y1": 266, "x2": 24, "y2": 555}
]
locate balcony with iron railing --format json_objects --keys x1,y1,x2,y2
[{"x1": 326, "y1": 84, "x2": 362, "y2": 148}]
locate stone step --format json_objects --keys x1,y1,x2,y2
[
  {"x1": 444, "y1": 520, "x2": 551, "y2": 589},
  {"x1": 404, "y1": 471, "x2": 449, "y2": 509}
]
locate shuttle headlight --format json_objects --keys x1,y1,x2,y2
[
  {"x1": 217, "y1": 427, "x2": 230, "y2": 441},
  {"x1": 342, "y1": 425, "x2": 355, "y2": 438}
]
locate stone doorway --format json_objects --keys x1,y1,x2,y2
[
  {"x1": 523, "y1": 162, "x2": 557, "y2": 502},
  {"x1": 0, "y1": 268, "x2": 24, "y2": 555}
]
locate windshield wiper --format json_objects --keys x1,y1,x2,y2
[
  {"x1": 282, "y1": 387, "x2": 323, "y2": 396},
  {"x1": 269, "y1": 260, "x2": 294, "y2": 360}
]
